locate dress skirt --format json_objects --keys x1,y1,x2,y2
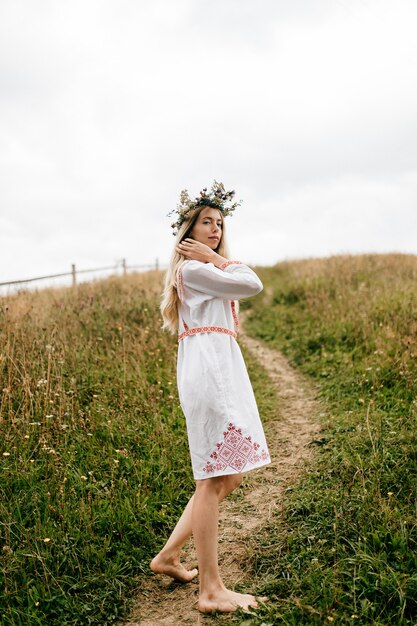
[{"x1": 177, "y1": 331, "x2": 270, "y2": 480}]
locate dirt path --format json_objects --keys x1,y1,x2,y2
[{"x1": 122, "y1": 317, "x2": 322, "y2": 626}]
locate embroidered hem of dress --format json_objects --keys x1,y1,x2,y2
[
  {"x1": 194, "y1": 456, "x2": 270, "y2": 480},
  {"x1": 202, "y1": 422, "x2": 270, "y2": 475}
]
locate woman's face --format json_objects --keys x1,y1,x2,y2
[{"x1": 189, "y1": 207, "x2": 223, "y2": 250}]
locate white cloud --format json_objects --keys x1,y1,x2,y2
[{"x1": 0, "y1": 0, "x2": 416, "y2": 286}]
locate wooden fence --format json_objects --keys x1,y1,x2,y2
[{"x1": 0, "y1": 258, "x2": 164, "y2": 289}]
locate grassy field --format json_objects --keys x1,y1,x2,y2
[
  {"x1": 1, "y1": 253, "x2": 416, "y2": 625},
  {"x1": 0, "y1": 272, "x2": 196, "y2": 625},
  {"x1": 237, "y1": 253, "x2": 417, "y2": 626}
]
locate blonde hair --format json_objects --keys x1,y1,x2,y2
[{"x1": 160, "y1": 206, "x2": 231, "y2": 335}]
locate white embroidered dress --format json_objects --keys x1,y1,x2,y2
[{"x1": 176, "y1": 259, "x2": 271, "y2": 480}]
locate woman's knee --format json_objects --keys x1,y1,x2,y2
[
  {"x1": 224, "y1": 473, "x2": 243, "y2": 493},
  {"x1": 195, "y1": 476, "x2": 224, "y2": 497},
  {"x1": 195, "y1": 473, "x2": 243, "y2": 498}
]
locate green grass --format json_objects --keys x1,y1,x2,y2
[
  {"x1": 233, "y1": 253, "x2": 417, "y2": 626},
  {"x1": 2, "y1": 253, "x2": 417, "y2": 625},
  {"x1": 0, "y1": 273, "x2": 194, "y2": 625}
]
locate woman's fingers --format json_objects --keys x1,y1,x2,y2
[{"x1": 176, "y1": 239, "x2": 211, "y2": 261}]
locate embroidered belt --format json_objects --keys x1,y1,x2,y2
[{"x1": 178, "y1": 325, "x2": 237, "y2": 342}]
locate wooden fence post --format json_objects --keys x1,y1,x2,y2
[
  {"x1": 71, "y1": 264, "x2": 76, "y2": 287},
  {"x1": 122, "y1": 258, "x2": 127, "y2": 276},
  {"x1": 155, "y1": 258, "x2": 159, "y2": 271}
]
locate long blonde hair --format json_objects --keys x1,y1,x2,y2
[{"x1": 160, "y1": 206, "x2": 231, "y2": 334}]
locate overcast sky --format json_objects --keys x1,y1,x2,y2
[{"x1": 1, "y1": 0, "x2": 416, "y2": 289}]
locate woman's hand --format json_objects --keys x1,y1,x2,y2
[{"x1": 176, "y1": 238, "x2": 216, "y2": 263}]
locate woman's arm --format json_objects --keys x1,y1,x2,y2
[
  {"x1": 180, "y1": 260, "x2": 263, "y2": 300},
  {"x1": 177, "y1": 238, "x2": 263, "y2": 299}
]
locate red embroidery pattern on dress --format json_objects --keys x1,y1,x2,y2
[
  {"x1": 177, "y1": 263, "x2": 185, "y2": 302},
  {"x1": 230, "y1": 300, "x2": 239, "y2": 334},
  {"x1": 178, "y1": 326, "x2": 237, "y2": 341},
  {"x1": 203, "y1": 422, "x2": 270, "y2": 474},
  {"x1": 219, "y1": 260, "x2": 243, "y2": 270}
]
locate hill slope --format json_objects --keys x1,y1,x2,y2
[{"x1": 1, "y1": 253, "x2": 416, "y2": 626}]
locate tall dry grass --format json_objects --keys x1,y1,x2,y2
[{"x1": 0, "y1": 271, "x2": 193, "y2": 625}]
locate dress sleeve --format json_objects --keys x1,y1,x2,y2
[{"x1": 181, "y1": 260, "x2": 263, "y2": 299}]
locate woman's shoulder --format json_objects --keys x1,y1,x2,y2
[
  {"x1": 179, "y1": 259, "x2": 205, "y2": 273},
  {"x1": 177, "y1": 259, "x2": 202, "y2": 282}
]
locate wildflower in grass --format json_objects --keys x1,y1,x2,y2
[
  {"x1": 43, "y1": 538, "x2": 51, "y2": 543},
  {"x1": 3, "y1": 451, "x2": 10, "y2": 456},
  {"x1": 80, "y1": 475, "x2": 87, "y2": 480}
]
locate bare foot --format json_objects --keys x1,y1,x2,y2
[
  {"x1": 198, "y1": 588, "x2": 267, "y2": 613},
  {"x1": 150, "y1": 553, "x2": 198, "y2": 583}
]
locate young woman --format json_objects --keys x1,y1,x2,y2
[{"x1": 153, "y1": 182, "x2": 270, "y2": 613}]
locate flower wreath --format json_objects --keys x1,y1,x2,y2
[{"x1": 167, "y1": 180, "x2": 241, "y2": 236}]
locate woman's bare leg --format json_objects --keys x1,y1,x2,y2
[
  {"x1": 150, "y1": 495, "x2": 198, "y2": 582},
  {"x1": 193, "y1": 475, "x2": 264, "y2": 613},
  {"x1": 150, "y1": 474, "x2": 241, "y2": 582}
]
